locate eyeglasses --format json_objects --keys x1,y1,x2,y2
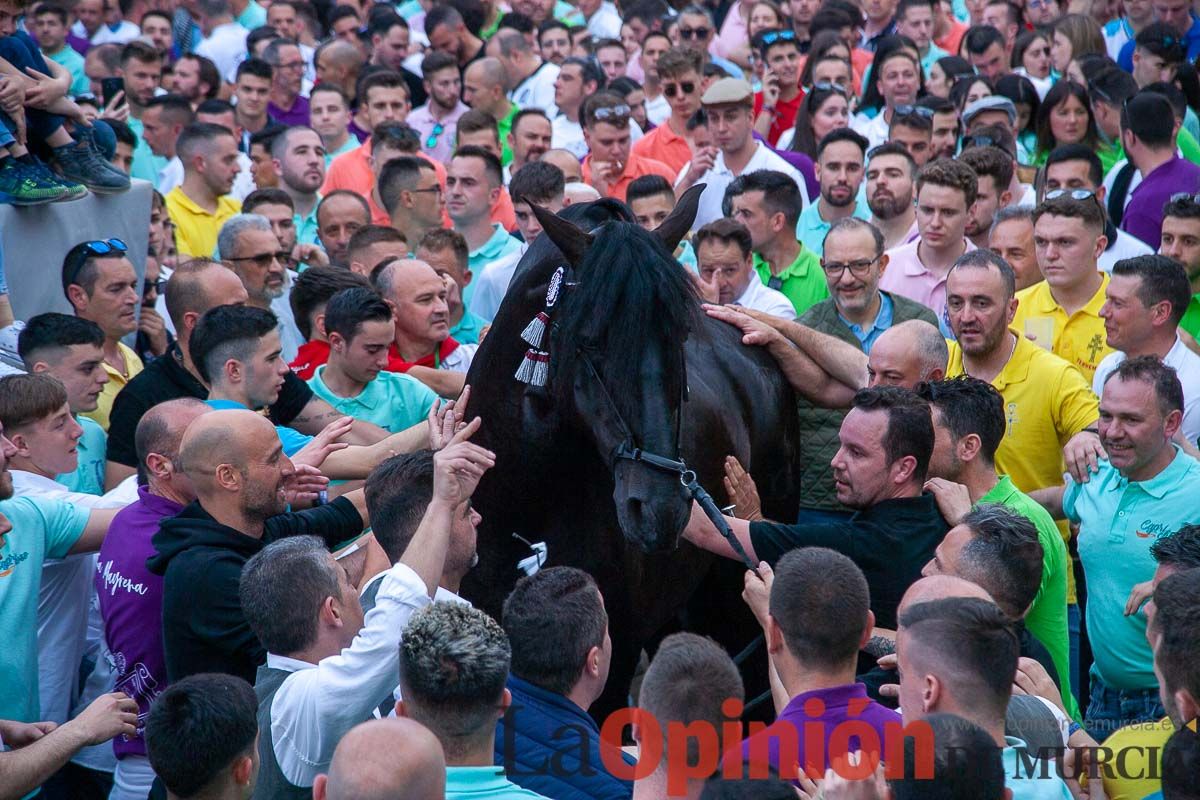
[
  {"x1": 810, "y1": 81, "x2": 849, "y2": 95},
  {"x1": 679, "y1": 26, "x2": 711, "y2": 40},
  {"x1": 821, "y1": 257, "x2": 878, "y2": 278},
  {"x1": 226, "y1": 251, "x2": 289, "y2": 267},
  {"x1": 426, "y1": 122, "x2": 444, "y2": 150},
  {"x1": 591, "y1": 104, "x2": 631, "y2": 121},
  {"x1": 663, "y1": 81, "x2": 697, "y2": 98},
  {"x1": 65, "y1": 238, "x2": 128, "y2": 287},
  {"x1": 1045, "y1": 188, "x2": 1096, "y2": 201},
  {"x1": 278, "y1": 60, "x2": 306, "y2": 71},
  {"x1": 894, "y1": 104, "x2": 935, "y2": 119},
  {"x1": 409, "y1": 185, "x2": 444, "y2": 197}
]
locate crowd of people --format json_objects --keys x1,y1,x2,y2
[{"x1": 1, "y1": 0, "x2": 1200, "y2": 796}]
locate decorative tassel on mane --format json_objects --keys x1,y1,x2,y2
[{"x1": 515, "y1": 266, "x2": 566, "y2": 387}]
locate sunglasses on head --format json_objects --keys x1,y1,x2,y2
[
  {"x1": 679, "y1": 26, "x2": 711, "y2": 40},
  {"x1": 894, "y1": 104, "x2": 935, "y2": 119},
  {"x1": 1045, "y1": 188, "x2": 1096, "y2": 201},
  {"x1": 663, "y1": 81, "x2": 697, "y2": 98},
  {"x1": 64, "y1": 238, "x2": 128, "y2": 287},
  {"x1": 591, "y1": 104, "x2": 631, "y2": 121},
  {"x1": 759, "y1": 29, "x2": 797, "y2": 47},
  {"x1": 1170, "y1": 191, "x2": 1200, "y2": 204},
  {"x1": 810, "y1": 81, "x2": 849, "y2": 95}
]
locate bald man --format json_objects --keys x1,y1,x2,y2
[
  {"x1": 98, "y1": 397, "x2": 210, "y2": 797},
  {"x1": 376, "y1": 259, "x2": 477, "y2": 397},
  {"x1": 106, "y1": 259, "x2": 394, "y2": 489},
  {"x1": 147, "y1": 409, "x2": 370, "y2": 685},
  {"x1": 463, "y1": 58, "x2": 516, "y2": 148},
  {"x1": 540, "y1": 148, "x2": 583, "y2": 183},
  {"x1": 315, "y1": 40, "x2": 366, "y2": 104},
  {"x1": 708, "y1": 305, "x2": 947, "y2": 408},
  {"x1": 313, "y1": 718, "x2": 446, "y2": 800}
]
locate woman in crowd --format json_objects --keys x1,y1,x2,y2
[
  {"x1": 995, "y1": 73, "x2": 1042, "y2": 161},
  {"x1": 1033, "y1": 79, "x2": 1100, "y2": 164},
  {"x1": 926, "y1": 55, "x2": 974, "y2": 98},
  {"x1": 1013, "y1": 28, "x2": 1055, "y2": 97},
  {"x1": 1050, "y1": 14, "x2": 1106, "y2": 76},
  {"x1": 784, "y1": 83, "x2": 852, "y2": 159}
]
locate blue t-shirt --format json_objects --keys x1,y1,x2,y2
[
  {"x1": 0, "y1": 496, "x2": 90, "y2": 723},
  {"x1": 57, "y1": 415, "x2": 106, "y2": 496}
]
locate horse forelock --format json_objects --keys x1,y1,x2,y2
[{"x1": 553, "y1": 220, "x2": 703, "y2": 410}]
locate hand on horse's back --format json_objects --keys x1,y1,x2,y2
[{"x1": 703, "y1": 303, "x2": 779, "y2": 347}]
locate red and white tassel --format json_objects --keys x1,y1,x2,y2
[
  {"x1": 515, "y1": 349, "x2": 550, "y2": 386},
  {"x1": 520, "y1": 311, "x2": 549, "y2": 348}
]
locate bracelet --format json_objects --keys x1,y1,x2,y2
[{"x1": 1068, "y1": 721, "x2": 1083, "y2": 738}]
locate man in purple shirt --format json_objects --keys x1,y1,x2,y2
[
  {"x1": 264, "y1": 39, "x2": 311, "y2": 126},
  {"x1": 1121, "y1": 92, "x2": 1200, "y2": 248},
  {"x1": 96, "y1": 397, "x2": 209, "y2": 800},
  {"x1": 734, "y1": 547, "x2": 901, "y2": 781}
]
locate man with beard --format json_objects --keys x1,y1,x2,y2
[
  {"x1": 796, "y1": 129, "x2": 872, "y2": 256},
  {"x1": 218, "y1": 215, "x2": 305, "y2": 362},
  {"x1": 1033, "y1": 357, "x2": 1200, "y2": 740},
  {"x1": 727, "y1": 170, "x2": 825, "y2": 316},
  {"x1": 118, "y1": 41, "x2": 166, "y2": 184},
  {"x1": 264, "y1": 39, "x2": 310, "y2": 126},
  {"x1": 167, "y1": 123, "x2": 245, "y2": 260},
  {"x1": 147, "y1": 408, "x2": 369, "y2": 684},
  {"x1": 271, "y1": 127, "x2": 326, "y2": 246},
  {"x1": 960, "y1": 146, "x2": 1013, "y2": 251},
  {"x1": 865, "y1": 143, "x2": 918, "y2": 250},
  {"x1": 408, "y1": 52, "x2": 470, "y2": 164}
]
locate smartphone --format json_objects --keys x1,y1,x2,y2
[{"x1": 100, "y1": 77, "x2": 126, "y2": 107}]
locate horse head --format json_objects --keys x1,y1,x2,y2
[{"x1": 525, "y1": 185, "x2": 705, "y2": 554}]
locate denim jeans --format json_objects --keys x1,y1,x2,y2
[
  {"x1": 1083, "y1": 670, "x2": 1165, "y2": 743},
  {"x1": 1068, "y1": 603, "x2": 1081, "y2": 701},
  {"x1": 0, "y1": 32, "x2": 64, "y2": 144}
]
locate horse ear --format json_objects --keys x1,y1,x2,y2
[
  {"x1": 525, "y1": 197, "x2": 593, "y2": 266},
  {"x1": 653, "y1": 183, "x2": 705, "y2": 253}
]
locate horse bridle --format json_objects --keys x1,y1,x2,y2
[{"x1": 576, "y1": 351, "x2": 758, "y2": 572}]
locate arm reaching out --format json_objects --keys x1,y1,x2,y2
[{"x1": 736, "y1": 305, "x2": 871, "y2": 390}]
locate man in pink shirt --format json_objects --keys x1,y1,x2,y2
[{"x1": 879, "y1": 158, "x2": 977, "y2": 334}]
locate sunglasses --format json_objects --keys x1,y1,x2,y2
[
  {"x1": 810, "y1": 81, "x2": 849, "y2": 95},
  {"x1": 1045, "y1": 188, "x2": 1096, "y2": 201},
  {"x1": 426, "y1": 122, "x2": 444, "y2": 150},
  {"x1": 679, "y1": 26, "x2": 711, "y2": 40},
  {"x1": 226, "y1": 251, "x2": 290, "y2": 268},
  {"x1": 65, "y1": 238, "x2": 128, "y2": 287},
  {"x1": 759, "y1": 29, "x2": 797, "y2": 46},
  {"x1": 1171, "y1": 192, "x2": 1200, "y2": 204},
  {"x1": 142, "y1": 278, "x2": 166, "y2": 296},
  {"x1": 591, "y1": 104, "x2": 631, "y2": 121},
  {"x1": 894, "y1": 104, "x2": 935, "y2": 119},
  {"x1": 663, "y1": 81, "x2": 697, "y2": 98}
]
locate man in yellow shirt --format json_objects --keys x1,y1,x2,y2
[
  {"x1": 62, "y1": 239, "x2": 146, "y2": 430},
  {"x1": 1012, "y1": 191, "x2": 1114, "y2": 382},
  {"x1": 944, "y1": 249, "x2": 1101, "y2": 705},
  {"x1": 165, "y1": 122, "x2": 244, "y2": 259}
]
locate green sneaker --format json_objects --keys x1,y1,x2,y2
[
  {"x1": 24, "y1": 160, "x2": 87, "y2": 202},
  {"x1": 0, "y1": 158, "x2": 82, "y2": 205}
]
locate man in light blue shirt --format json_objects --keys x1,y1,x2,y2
[
  {"x1": 308, "y1": 288, "x2": 438, "y2": 432},
  {"x1": 1035, "y1": 356, "x2": 1200, "y2": 741},
  {"x1": 397, "y1": 603, "x2": 551, "y2": 800},
  {"x1": 18, "y1": 313, "x2": 113, "y2": 496},
  {"x1": 416, "y1": 229, "x2": 490, "y2": 344},
  {"x1": 795, "y1": 128, "x2": 872, "y2": 257}
]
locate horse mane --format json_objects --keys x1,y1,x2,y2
[{"x1": 553, "y1": 216, "x2": 704, "y2": 406}]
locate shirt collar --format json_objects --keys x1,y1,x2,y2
[
  {"x1": 753, "y1": 247, "x2": 815, "y2": 280},
  {"x1": 979, "y1": 475, "x2": 1020, "y2": 505},
  {"x1": 11, "y1": 470, "x2": 68, "y2": 494},
  {"x1": 779, "y1": 683, "x2": 870, "y2": 717},
  {"x1": 312, "y1": 366, "x2": 381, "y2": 410},
  {"x1": 1120, "y1": 445, "x2": 1194, "y2": 498},
  {"x1": 994, "y1": 330, "x2": 1035, "y2": 388},
  {"x1": 137, "y1": 485, "x2": 187, "y2": 515},
  {"x1": 266, "y1": 653, "x2": 316, "y2": 672},
  {"x1": 713, "y1": 141, "x2": 765, "y2": 176},
  {"x1": 838, "y1": 291, "x2": 892, "y2": 335},
  {"x1": 471, "y1": 224, "x2": 512, "y2": 259}
]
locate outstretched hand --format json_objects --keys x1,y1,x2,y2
[
  {"x1": 724, "y1": 455, "x2": 763, "y2": 521},
  {"x1": 428, "y1": 385, "x2": 471, "y2": 450},
  {"x1": 70, "y1": 692, "x2": 138, "y2": 745},
  {"x1": 291, "y1": 415, "x2": 353, "y2": 471},
  {"x1": 432, "y1": 416, "x2": 496, "y2": 508},
  {"x1": 283, "y1": 464, "x2": 330, "y2": 506},
  {"x1": 702, "y1": 304, "x2": 781, "y2": 347}
]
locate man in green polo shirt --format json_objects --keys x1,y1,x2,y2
[
  {"x1": 917, "y1": 376, "x2": 1076, "y2": 720},
  {"x1": 307, "y1": 288, "x2": 437, "y2": 432},
  {"x1": 727, "y1": 169, "x2": 828, "y2": 317},
  {"x1": 1033, "y1": 356, "x2": 1200, "y2": 741},
  {"x1": 1158, "y1": 194, "x2": 1200, "y2": 342}
]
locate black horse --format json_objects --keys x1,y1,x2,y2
[{"x1": 461, "y1": 187, "x2": 800, "y2": 717}]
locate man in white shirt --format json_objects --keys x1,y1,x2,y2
[
  {"x1": 71, "y1": 0, "x2": 139, "y2": 45},
  {"x1": 1094, "y1": 255, "x2": 1200, "y2": 445},
  {"x1": 140, "y1": 95, "x2": 194, "y2": 195},
  {"x1": 694, "y1": 219, "x2": 797, "y2": 319},
  {"x1": 237, "y1": 422, "x2": 492, "y2": 796},
  {"x1": 675, "y1": 78, "x2": 807, "y2": 228},
  {"x1": 551, "y1": 57, "x2": 603, "y2": 159},
  {"x1": 487, "y1": 28, "x2": 560, "y2": 115},
  {"x1": 580, "y1": 0, "x2": 622, "y2": 38},
  {"x1": 194, "y1": 0, "x2": 251, "y2": 82}
]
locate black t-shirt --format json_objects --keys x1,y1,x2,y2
[
  {"x1": 107, "y1": 344, "x2": 314, "y2": 467},
  {"x1": 749, "y1": 493, "x2": 950, "y2": 630}
]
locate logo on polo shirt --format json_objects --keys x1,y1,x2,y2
[
  {"x1": 1005, "y1": 402, "x2": 1020, "y2": 434},
  {"x1": 0, "y1": 548, "x2": 30, "y2": 577},
  {"x1": 1136, "y1": 520, "x2": 1174, "y2": 540}
]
